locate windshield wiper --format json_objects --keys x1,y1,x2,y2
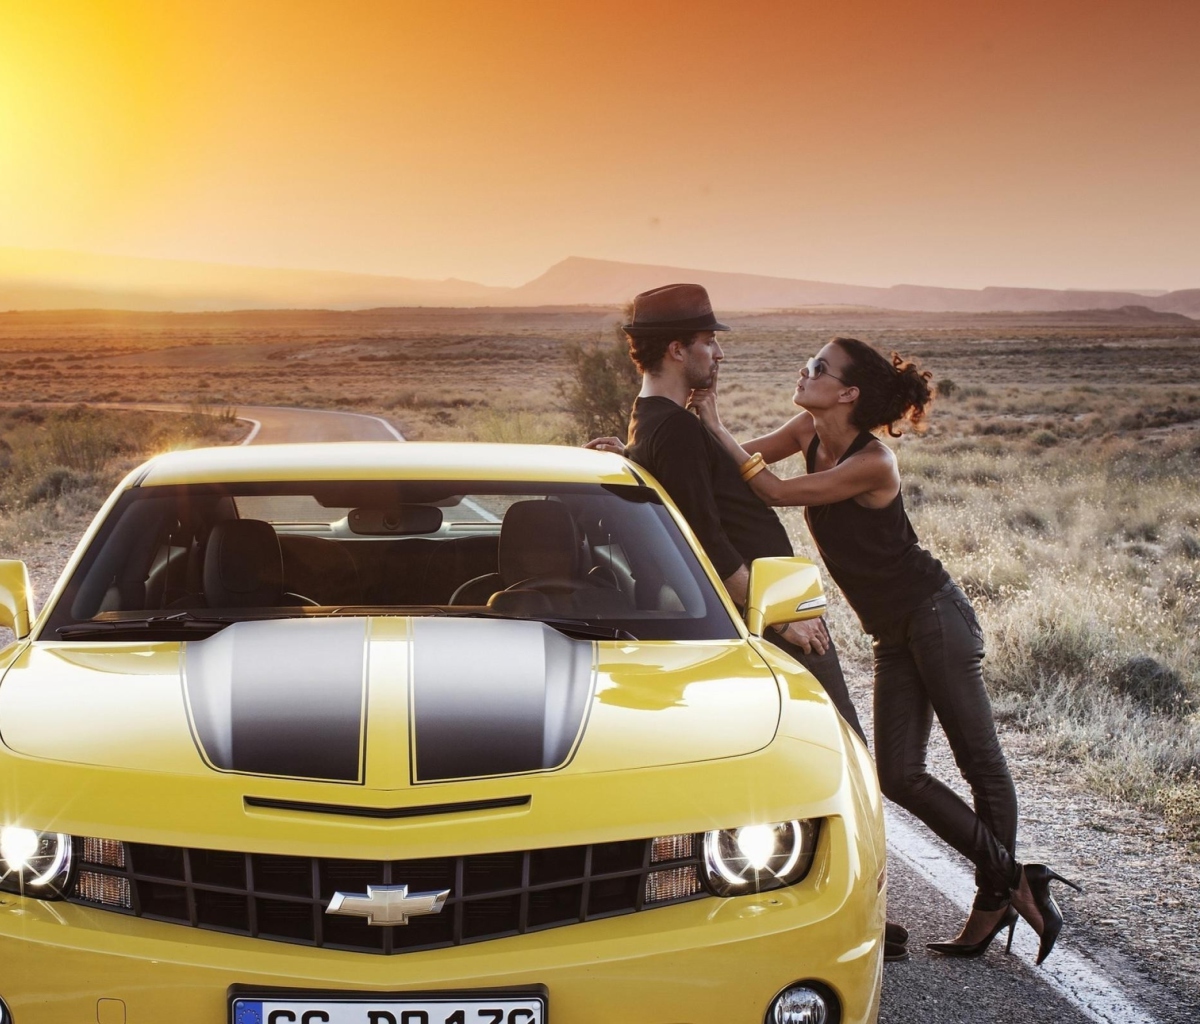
[
  {"x1": 443, "y1": 610, "x2": 636, "y2": 641},
  {"x1": 55, "y1": 611, "x2": 243, "y2": 639},
  {"x1": 541, "y1": 618, "x2": 637, "y2": 642}
]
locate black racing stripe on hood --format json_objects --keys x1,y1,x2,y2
[
  {"x1": 411, "y1": 618, "x2": 594, "y2": 782},
  {"x1": 185, "y1": 618, "x2": 367, "y2": 782}
]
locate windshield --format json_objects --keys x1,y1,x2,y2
[{"x1": 41, "y1": 480, "x2": 739, "y2": 642}]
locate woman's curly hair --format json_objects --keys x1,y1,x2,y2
[{"x1": 832, "y1": 337, "x2": 934, "y2": 437}]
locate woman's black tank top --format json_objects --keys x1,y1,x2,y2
[{"x1": 803, "y1": 431, "x2": 949, "y2": 634}]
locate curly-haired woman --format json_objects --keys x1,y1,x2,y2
[{"x1": 690, "y1": 336, "x2": 1079, "y2": 962}]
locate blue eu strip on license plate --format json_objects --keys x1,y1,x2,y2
[{"x1": 233, "y1": 998, "x2": 545, "y2": 1024}]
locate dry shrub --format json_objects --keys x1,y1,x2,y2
[
  {"x1": 1107, "y1": 656, "x2": 1194, "y2": 717},
  {"x1": 1, "y1": 405, "x2": 242, "y2": 515},
  {"x1": 1162, "y1": 771, "x2": 1200, "y2": 843},
  {"x1": 453, "y1": 407, "x2": 572, "y2": 445},
  {"x1": 24, "y1": 467, "x2": 95, "y2": 504},
  {"x1": 46, "y1": 407, "x2": 128, "y2": 473},
  {"x1": 561, "y1": 334, "x2": 640, "y2": 441}
]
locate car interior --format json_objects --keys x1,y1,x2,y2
[{"x1": 47, "y1": 482, "x2": 737, "y2": 641}]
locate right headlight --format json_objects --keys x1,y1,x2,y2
[
  {"x1": 701, "y1": 819, "x2": 819, "y2": 897},
  {"x1": 0, "y1": 825, "x2": 74, "y2": 898}
]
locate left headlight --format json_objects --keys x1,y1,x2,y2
[
  {"x1": 701, "y1": 819, "x2": 819, "y2": 897},
  {"x1": 0, "y1": 826, "x2": 73, "y2": 898}
]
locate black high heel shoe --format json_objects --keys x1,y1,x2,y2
[
  {"x1": 1014, "y1": 864, "x2": 1083, "y2": 965},
  {"x1": 926, "y1": 905, "x2": 1018, "y2": 958}
]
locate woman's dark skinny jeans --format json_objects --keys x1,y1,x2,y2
[{"x1": 872, "y1": 580, "x2": 1019, "y2": 910}]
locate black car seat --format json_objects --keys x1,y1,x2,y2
[
  {"x1": 449, "y1": 500, "x2": 581, "y2": 604},
  {"x1": 278, "y1": 535, "x2": 363, "y2": 606},
  {"x1": 204, "y1": 519, "x2": 311, "y2": 608}
]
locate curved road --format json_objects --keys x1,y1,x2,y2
[
  {"x1": 234, "y1": 404, "x2": 405, "y2": 444},
  {"x1": 121, "y1": 404, "x2": 1163, "y2": 1023}
]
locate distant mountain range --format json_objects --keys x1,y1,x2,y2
[{"x1": 2, "y1": 248, "x2": 1197, "y2": 318}]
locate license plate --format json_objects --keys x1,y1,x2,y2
[{"x1": 231, "y1": 996, "x2": 545, "y2": 1024}]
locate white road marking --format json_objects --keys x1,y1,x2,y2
[
  {"x1": 886, "y1": 808, "x2": 1161, "y2": 1024},
  {"x1": 237, "y1": 417, "x2": 262, "y2": 445},
  {"x1": 460, "y1": 498, "x2": 501, "y2": 523},
  {"x1": 238, "y1": 405, "x2": 500, "y2": 522},
  {"x1": 365, "y1": 413, "x2": 406, "y2": 442},
  {"x1": 237, "y1": 404, "x2": 407, "y2": 442}
]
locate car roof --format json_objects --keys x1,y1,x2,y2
[{"x1": 132, "y1": 442, "x2": 647, "y2": 488}]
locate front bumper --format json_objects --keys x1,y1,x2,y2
[{"x1": 0, "y1": 831, "x2": 882, "y2": 1024}]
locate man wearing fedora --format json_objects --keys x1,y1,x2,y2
[
  {"x1": 585, "y1": 282, "x2": 864, "y2": 744},
  {"x1": 586, "y1": 283, "x2": 911, "y2": 962}
]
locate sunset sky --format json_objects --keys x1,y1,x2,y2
[{"x1": 2, "y1": 0, "x2": 1198, "y2": 290}]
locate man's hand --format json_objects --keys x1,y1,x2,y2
[
  {"x1": 774, "y1": 616, "x2": 830, "y2": 655},
  {"x1": 584, "y1": 436, "x2": 626, "y2": 455},
  {"x1": 686, "y1": 382, "x2": 721, "y2": 430}
]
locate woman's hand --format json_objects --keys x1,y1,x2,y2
[
  {"x1": 584, "y1": 436, "x2": 626, "y2": 456},
  {"x1": 687, "y1": 382, "x2": 721, "y2": 429}
]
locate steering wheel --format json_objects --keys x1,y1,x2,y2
[
  {"x1": 503, "y1": 575, "x2": 592, "y2": 595},
  {"x1": 285, "y1": 591, "x2": 321, "y2": 607}
]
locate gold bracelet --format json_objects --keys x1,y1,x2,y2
[
  {"x1": 739, "y1": 452, "x2": 764, "y2": 479},
  {"x1": 742, "y1": 459, "x2": 768, "y2": 482}
]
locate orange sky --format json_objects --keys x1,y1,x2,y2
[{"x1": 2, "y1": 0, "x2": 1198, "y2": 290}]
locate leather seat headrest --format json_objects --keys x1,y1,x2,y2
[
  {"x1": 499, "y1": 500, "x2": 579, "y2": 585},
  {"x1": 204, "y1": 519, "x2": 284, "y2": 608}
]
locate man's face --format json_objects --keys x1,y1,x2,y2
[{"x1": 681, "y1": 331, "x2": 723, "y2": 390}]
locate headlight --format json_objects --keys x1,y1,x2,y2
[
  {"x1": 701, "y1": 819, "x2": 819, "y2": 897},
  {"x1": 0, "y1": 826, "x2": 74, "y2": 898}
]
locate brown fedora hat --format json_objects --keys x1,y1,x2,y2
[{"x1": 623, "y1": 283, "x2": 730, "y2": 333}]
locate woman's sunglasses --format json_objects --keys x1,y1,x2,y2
[{"x1": 802, "y1": 357, "x2": 851, "y2": 385}]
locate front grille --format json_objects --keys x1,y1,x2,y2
[{"x1": 67, "y1": 835, "x2": 706, "y2": 954}]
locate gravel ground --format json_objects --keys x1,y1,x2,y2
[
  {"x1": 5, "y1": 533, "x2": 1198, "y2": 1015},
  {"x1": 0, "y1": 525, "x2": 86, "y2": 649},
  {"x1": 846, "y1": 671, "x2": 1200, "y2": 1018}
]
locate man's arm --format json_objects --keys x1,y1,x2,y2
[{"x1": 722, "y1": 563, "x2": 749, "y2": 608}]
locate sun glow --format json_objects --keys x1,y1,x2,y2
[
  {"x1": 1, "y1": 1, "x2": 195, "y2": 247},
  {"x1": 1, "y1": 1, "x2": 1197, "y2": 290}
]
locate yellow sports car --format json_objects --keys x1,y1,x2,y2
[{"x1": 0, "y1": 442, "x2": 884, "y2": 1024}]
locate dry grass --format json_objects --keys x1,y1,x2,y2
[
  {"x1": 0, "y1": 403, "x2": 243, "y2": 552},
  {"x1": 717, "y1": 370, "x2": 1200, "y2": 841}
]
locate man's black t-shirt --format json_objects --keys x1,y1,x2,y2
[{"x1": 626, "y1": 396, "x2": 793, "y2": 579}]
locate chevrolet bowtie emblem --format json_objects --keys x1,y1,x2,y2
[{"x1": 326, "y1": 884, "x2": 451, "y2": 926}]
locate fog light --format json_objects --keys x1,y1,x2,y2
[{"x1": 770, "y1": 984, "x2": 830, "y2": 1024}]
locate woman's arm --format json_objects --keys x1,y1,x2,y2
[
  {"x1": 689, "y1": 383, "x2": 896, "y2": 507},
  {"x1": 743, "y1": 412, "x2": 813, "y2": 464},
  {"x1": 688, "y1": 385, "x2": 756, "y2": 463},
  {"x1": 748, "y1": 445, "x2": 898, "y2": 507},
  {"x1": 687, "y1": 383, "x2": 812, "y2": 464},
  {"x1": 688, "y1": 386, "x2": 811, "y2": 464}
]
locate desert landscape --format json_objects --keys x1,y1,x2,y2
[
  {"x1": 2, "y1": 302, "x2": 1197, "y2": 830},
  {"x1": 2, "y1": 302, "x2": 1200, "y2": 1003}
]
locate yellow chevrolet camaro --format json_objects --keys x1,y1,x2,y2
[{"x1": 0, "y1": 442, "x2": 884, "y2": 1024}]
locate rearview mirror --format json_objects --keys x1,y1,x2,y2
[
  {"x1": 745, "y1": 557, "x2": 826, "y2": 637},
  {"x1": 0, "y1": 560, "x2": 34, "y2": 639}
]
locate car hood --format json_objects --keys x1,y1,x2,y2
[{"x1": 0, "y1": 617, "x2": 781, "y2": 787}]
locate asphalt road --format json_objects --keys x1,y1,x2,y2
[
  {"x1": 237, "y1": 404, "x2": 1166, "y2": 1024},
  {"x1": 234, "y1": 404, "x2": 405, "y2": 444},
  {"x1": 883, "y1": 807, "x2": 1163, "y2": 1024}
]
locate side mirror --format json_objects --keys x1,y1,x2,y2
[
  {"x1": 0, "y1": 560, "x2": 34, "y2": 639},
  {"x1": 745, "y1": 556, "x2": 826, "y2": 637}
]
